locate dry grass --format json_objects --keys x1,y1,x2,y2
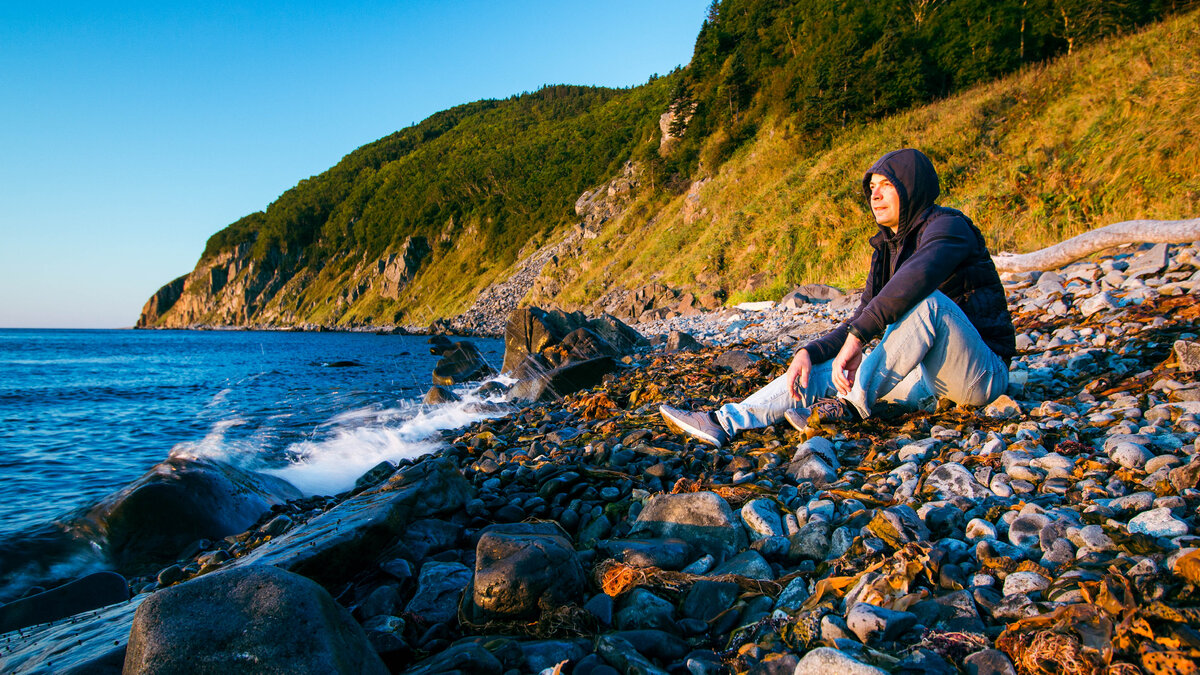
[{"x1": 550, "y1": 8, "x2": 1200, "y2": 307}]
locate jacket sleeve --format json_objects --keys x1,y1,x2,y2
[
  {"x1": 801, "y1": 251, "x2": 879, "y2": 364},
  {"x1": 847, "y1": 214, "x2": 974, "y2": 342}
]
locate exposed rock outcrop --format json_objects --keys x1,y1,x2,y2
[
  {"x1": 375, "y1": 236, "x2": 431, "y2": 300},
  {"x1": 135, "y1": 275, "x2": 187, "y2": 328}
]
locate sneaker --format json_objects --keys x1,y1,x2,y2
[
  {"x1": 783, "y1": 407, "x2": 811, "y2": 432},
  {"x1": 809, "y1": 397, "x2": 861, "y2": 427},
  {"x1": 659, "y1": 405, "x2": 728, "y2": 447}
]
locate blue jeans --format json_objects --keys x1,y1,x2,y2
[{"x1": 714, "y1": 291, "x2": 1009, "y2": 434}]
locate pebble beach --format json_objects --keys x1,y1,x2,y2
[{"x1": 6, "y1": 241, "x2": 1200, "y2": 674}]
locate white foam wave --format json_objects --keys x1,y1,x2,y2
[
  {"x1": 168, "y1": 418, "x2": 251, "y2": 462},
  {"x1": 265, "y1": 398, "x2": 512, "y2": 497}
]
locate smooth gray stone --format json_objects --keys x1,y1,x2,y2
[
  {"x1": 793, "y1": 647, "x2": 888, "y2": 675},
  {"x1": 844, "y1": 602, "x2": 918, "y2": 644},
  {"x1": 124, "y1": 565, "x2": 386, "y2": 675},
  {"x1": 629, "y1": 491, "x2": 747, "y2": 559}
]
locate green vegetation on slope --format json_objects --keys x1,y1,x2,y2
[
  {"x1": 551, "y1": 7, "x2": 1200, "y2": 307},
  {"x1": 158, "y1": 0, "x2": 1197, "y2": 327}
]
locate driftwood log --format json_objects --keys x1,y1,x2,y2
[{"x1": 991, "y1": 218, "x2": 1200, "y2": 273}]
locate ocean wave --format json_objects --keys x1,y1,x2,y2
[{"x1": 264, "y1": 393, "x2": 512, "y2": 497}]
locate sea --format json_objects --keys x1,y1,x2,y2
[{"x1": 0, "y1": 328, "x2": 508, "y2": 602}]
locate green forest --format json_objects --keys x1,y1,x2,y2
[{"x1": 146, "y1": 0, "x2": 1199, "y2": 327}]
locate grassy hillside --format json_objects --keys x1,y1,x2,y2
[
  {"x1": 145, "y1": 0, "x2": 1197, "y2": 328},
  {"x1": 546, "y1": 7, "x2": 1200, "y2": 308}
]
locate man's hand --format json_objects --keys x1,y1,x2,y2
[
  {"x1": 785, "y1": 349, "x2": 812, "y2": 402},
  {"x1": 832, "y1": 333, "x2": 863, "y2": 396}
]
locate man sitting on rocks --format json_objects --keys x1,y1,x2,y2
[{"x1": 661, "y1": 148, "x2": 1016, "y2": 446}]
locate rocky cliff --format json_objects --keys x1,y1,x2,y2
[{"x1": 136, "y1": 236, "x2": 431, "y2": 329}]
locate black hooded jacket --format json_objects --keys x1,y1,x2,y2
[{"x1": 803, "y1": 149, "x2": 1016, "y2": 365}]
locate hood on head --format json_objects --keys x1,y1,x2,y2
[{"x1": 862, "y1": 148, "x2": 940, "y2": 237}]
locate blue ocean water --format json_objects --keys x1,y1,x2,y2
[{"x1": 0, "y1": 329, "x2": 506, "y2": 598}]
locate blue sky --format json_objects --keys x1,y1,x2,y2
[{"x1": 0, "y1": 1, "x2": 710, "y2": 328}]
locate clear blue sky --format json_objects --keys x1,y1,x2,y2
[{"x1": 0, "y1": 1, "x2": 710, "y2": 328}]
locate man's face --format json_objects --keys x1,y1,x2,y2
[{"x1": 868, "y1": 173, "x2": 901, "y2": 232}]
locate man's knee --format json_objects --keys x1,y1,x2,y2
[{"x1": 896, "y1": 290, "x2": 952, "y2": 325}]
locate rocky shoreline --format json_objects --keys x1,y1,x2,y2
[{"x1": 7, "y1": 242, "x2": 1200, "y2": 674}]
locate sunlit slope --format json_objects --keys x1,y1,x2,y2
[{"x1": 550, "y1": 9, "x2": 1200, "y2": 307}]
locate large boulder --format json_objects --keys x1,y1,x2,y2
[
  {"x1": 124, "y1": 565, "x2": 387, "y2": 674},
  {"x1": 587, "y1": 313, "x2": 648, "y2": 354},
  {"x1": 502, "y1": 307, "x2": 642, "y2": 375},
  {"x1": 508, "y1": 356, "x2": 616, "y2": 403},
  {"x1": 503, "y1": 307, "x2": 567, "y2": 374},
  {"x1": 83, "y1": 456, "x2": 301, "y2": 574},
  {"x1": 628, "y1": 492, "x2": 747, "y2": 560},
  {"x1": 470, "y1": 522, "x2": 585, "y2": 620},
  {"x1": 431, "y1": 341, "x2": 495, "y2": 386}
]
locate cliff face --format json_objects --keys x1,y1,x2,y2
[
  {"x1": 137, "y1": 237, "x2": 431, "y2": 329},
  {"x1": 136, "y1": 275, "x2": 187, "y2": 327}
]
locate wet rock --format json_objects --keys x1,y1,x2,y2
[
  {"x1": 931, "y1": 589, "x2": 985, "y2": 632},
  {"x1": 502, "y1": 307, "x2": 566, "y2": 374},
  {"x1": 519, "y1": 639, "x2": 590, "y2": 673},
  {"x1": 711, "y1": 550, "x2": 773, "y2": 579},
  {"x1": 404, "y1": 561, "x2": 472, "y2": 624},
  {"x1": 471, "y1": 522, "x2": 585, "y2": 619},
  {"x1": 613, "y1": 629, "x2": 690, "y2": 662},
  {"x1": 84, "y1": 456, "x2": 301, "y2": 574},
  {"x1": 234, "y1": 457, "x2": 473, "y2": 589},
  {"x1": 124, "y1": 565, "x2": 386, "y2": 674},
  {"x1": 388, "y1": 518, "x2": 462, "y2": 563},
  {"x1": 788, "y1": 520, "x2": 831, "y2": 561},
  {"x1": 361, "y1": 614, "x2": 406, "y2": 655},
  {"x1": 629, "y1": 491, "x2": 748, "y2": 559},
  {"x1": 0, "y1": 571, "x2": 129, "y2": 635},
  {"x1": 423, "y1": 385, "x2": 461, "y2": 404},
  {"x1": 432, "y1": 340, "x2": 495, "y2": 385},
  {"x1": 774, "y1": 576, "x2": 811, "y2": 613}
]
